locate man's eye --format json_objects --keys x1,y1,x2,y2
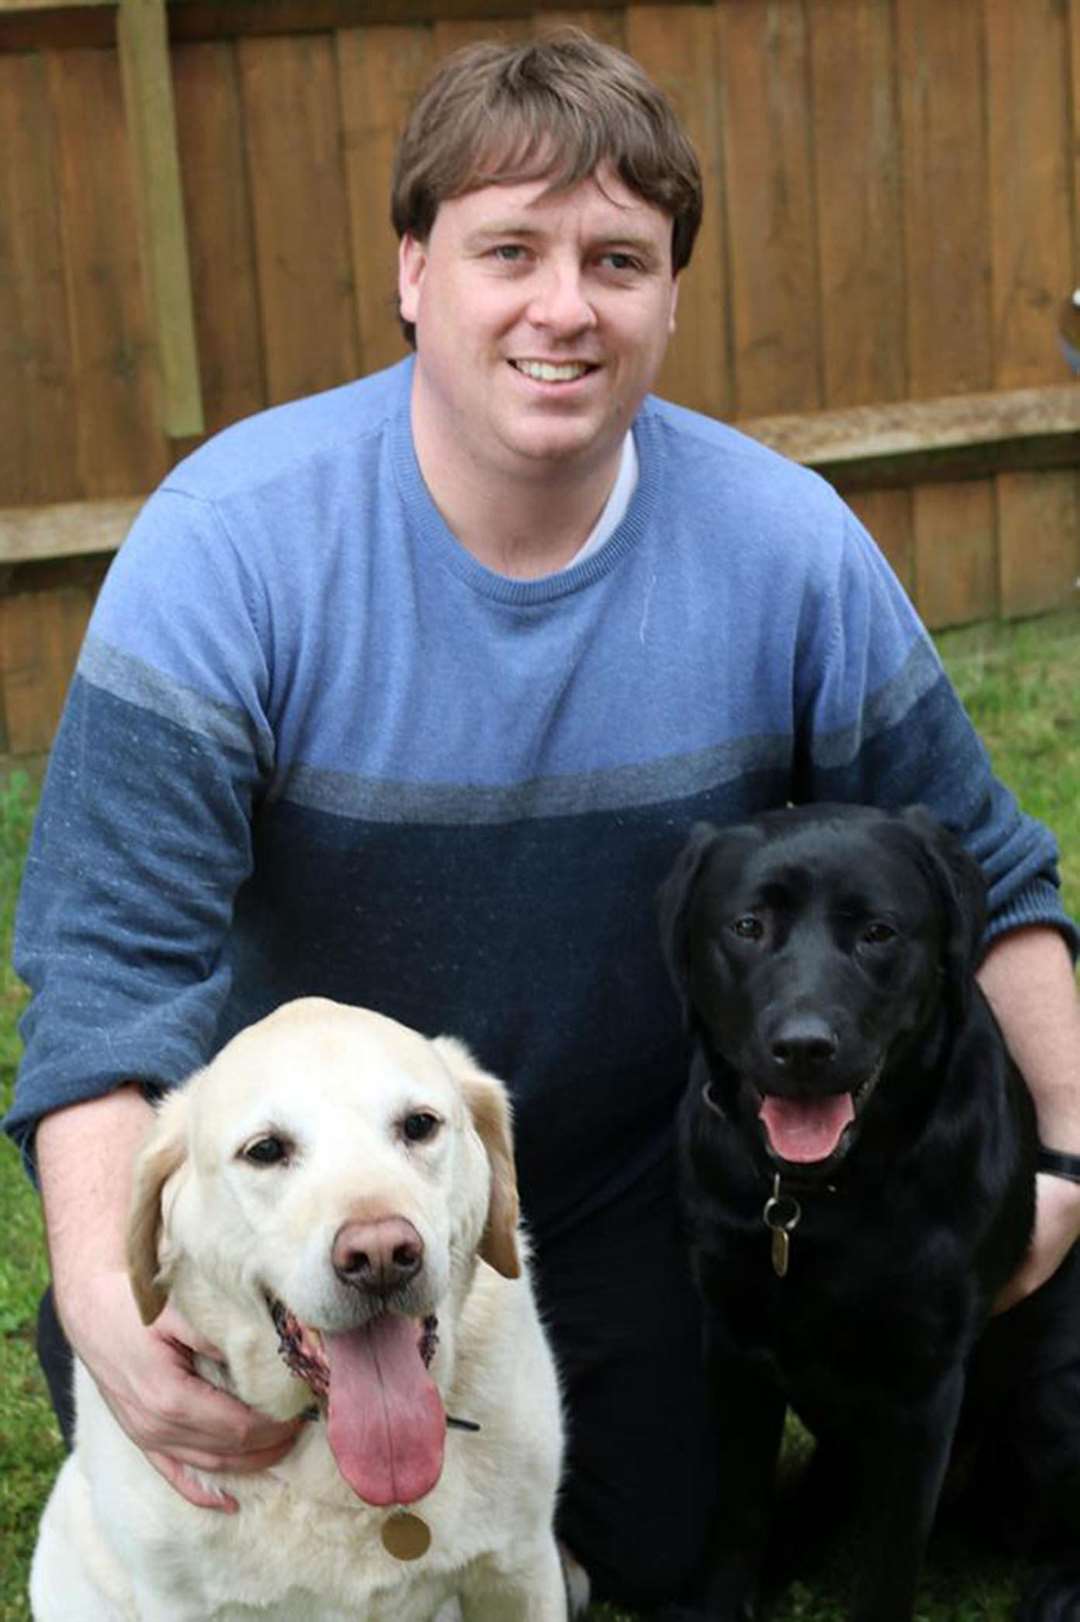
[
  {"x1": 402, "y1": 1112, "x2": 441, "y2": 1144},
  {"x1": 242, "y1": 1135, "x2": 290, "y2": 1166},
  {"x1": 491, "y1": 244, "x2": 527, "y2": 263},
  {"x1": 862, "y1": 921, "x2": 897, "y2": 946},
  {"x1": 601, "y1": 252, "x2": 641, "y2": 273}
]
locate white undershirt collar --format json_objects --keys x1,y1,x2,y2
[{"x1": 561, "y1": 434, "x2": 639, "y2": 572}]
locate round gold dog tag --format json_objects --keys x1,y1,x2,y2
[{"x1": 381, "y1": 1512, "x2": 432, "y2": 1561}]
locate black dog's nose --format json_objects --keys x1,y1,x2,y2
[
  {"x1": 332, "y1": 1217, "x2": 424, "y2": 1294},
  {"x1": 769, "y1": 1017, "x2": 838, "y2": 1070}
]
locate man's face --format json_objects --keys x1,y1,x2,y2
[{"x1": 399, "y1": 167, "x2": 679, "y2": 483}]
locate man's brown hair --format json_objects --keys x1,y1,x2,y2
[{"x1": 391, "y1": 28, "x2": 703, "y2": 345}]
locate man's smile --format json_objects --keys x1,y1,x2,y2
[{"x1": 509, "y1": 359, "x2": 599, "y2": 383}]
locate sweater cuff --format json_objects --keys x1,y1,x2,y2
[{"x1": 984, "y1": 877, "x2": 1080, "y2": 963}]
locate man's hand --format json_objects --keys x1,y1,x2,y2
[
  {"x1": 63, "y1": 1268, "x2": 300, "y2": 1511},
  {"x1": 37, "y1": 1084, "x2": 298, "y2": 1512},
  {"x1": 994, "y1": 1172, "x2": 1080, "y2": 1314},
  {"x1": 978, "y1": 928, "x2": 1080, "y2": 1313}
]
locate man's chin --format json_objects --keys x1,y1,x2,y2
[{"x1": 495, "y1": 419, "x2": 623, "y2": 474}]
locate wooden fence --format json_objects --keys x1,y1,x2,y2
[{"x1": 3, "y1": 0, "x2": 1080, "y2": 769}]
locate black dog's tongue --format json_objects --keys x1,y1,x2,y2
[{"x1": 758, "y1": 1093, "x2": 854, "y2": 1163}]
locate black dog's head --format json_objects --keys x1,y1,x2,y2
[{"x1": 659, "y1": 804, "x2": 987, "y2": 1177}]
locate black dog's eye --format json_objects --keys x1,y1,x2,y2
[
  {"x1": 402, "y1": 1111, "x2": 441, "y2": 1145},
  {"x1": 241, "y1": 1135, "x2": 291, "y2": 1166},
  {"x1": 731, "y1": 915, "x2": 764, "y2": 941},
  {"x1": 861, "y1": 921, "x2": 897, "y2": 946}
]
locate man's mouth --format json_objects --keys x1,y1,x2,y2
[
  {"x1": 509, "y1": 359, "x2": 597, "y2": 383},
  {"x1": 267, "y1": 1293, "x2": 445, "y2": 1506},
  {"x1": 756, "y1": 1060, "x2": 885, "y2": 1169}
]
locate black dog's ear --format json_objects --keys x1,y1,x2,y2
[
  {"x1": 900, "y1": 805, "x2": 987, "y2": 1012},
  {"x1": 657, "y1": 821, "x2": 721, "y2": 1014}
]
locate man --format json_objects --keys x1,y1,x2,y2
[{"x1": 7, "y1": 30, "x2": 1080, "y2": 1615}]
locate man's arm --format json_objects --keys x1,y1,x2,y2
[
  {"x1": 976, "y1": 926, "x2": 1080, "y2": 1310},
  {"x1": 37, "y1": 1087, "x2": 299, "y2": 1509}
]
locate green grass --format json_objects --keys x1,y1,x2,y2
[
  {"x1": 0, "y1": 609, "x2": 1077, "y2": 1620},
  {"x1": 0, "y1": 773, "x2": 62, "y2": 1622},
  {"x1": 938, "y1": 609, "x2": 1080, "y2": 920}
]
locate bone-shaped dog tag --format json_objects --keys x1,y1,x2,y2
[{"x1": 381, "y1": 1512, "x2": 431, "y2": 1561}]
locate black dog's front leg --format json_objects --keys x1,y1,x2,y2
[
  {"x1": 696, "y1": 1326, "x2": 788, "y2": 1621},
  {"x1": 847, "y1": 1366, "x2": 966, "y2": 1622}
]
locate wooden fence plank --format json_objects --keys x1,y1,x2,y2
[
  {"x1": 986, "y1": 0, "x2": 1071, "y2": 391},
  {"x1": 911, "y1": 481, "x2": 997, "y2": 630},
  {"x1": 1, "y1": 588, "x2": 92, "y2": 756},
  {"x1": 47, "y1": 45, "x2": 169, "y2": 497},
  {"x1": 238, "y1": 31, "x2": 360, "y2": 405},
  {"x1": 626, "y1": 3, "x2": 730, "y2": 418},
  {"x1": 0, "y1": 0, "x2": 109, "y2": 10},
  {"x1": 897, "y1": 0, "x2": 991, "y2": 399},
  {"x1": 986, "y1": 0, "x2": 1077, "y2": 618},
  {"x1": 337, "y1": 21, "x2": 434, "y2": 378},
  {"x1": 537, "y1": 9, "x2": 625, "y2": 47},
  {"x1": 807, "y1": 0, "x2": 905, "y2": 408},
  {"x1": 738, "y1": 383, "x2": 1080, "y2": 481},
  {"x1": 997, "y1": 470, "x2": 1080, "y2": 621},
  {"x1": 896, "y1": 0, "x2": 996, "y2": 625},
  {"x1": 431, "y1": 15, "x2": 531, "y2": 52},
  {"x1": 0, "y1": 499, "x2": 141, "y2": 564},
  {"x1": 169, "y1": 0, "x2": 622, "y2": 37},
  {"x1": 117, "y1": 0, "x2": 204, "y2": 436},
  {"x1": 716, "y1": 0, "x2": 820, "y2": 417},
  {"x1": 0, "y1": 50, "x2": 77, "y2": 506},
  {"x1": 1071, "y1": 0, "x2": 1080, "y2": 296},
  {"x1": 847, "y1": 487, "x2": 915, "y2": 601},
  {"x1": 172, "y1": 39, "x2": 265, "y2": 435}
]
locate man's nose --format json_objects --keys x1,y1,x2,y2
[{"x1": 526, "y1": 261, "x2": 597, "y2": 333}]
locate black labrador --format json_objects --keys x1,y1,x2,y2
[{"x1": 659, "y1": 803, "x2": 1080, "y2": 1622}]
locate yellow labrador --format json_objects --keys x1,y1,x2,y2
[{"x1": 31, "y1": 999, "x2": 568, "y2": 1620}]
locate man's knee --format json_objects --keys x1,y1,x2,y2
[
  {"x1": 580, "y1": 1531, "x2": 706, "y2": 1611},
  {"x1": 558, "y1": 1470, "x2": 712, "y2": 1611}
]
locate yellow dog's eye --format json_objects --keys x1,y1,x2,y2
[
  {"x1": 242, "y1": 1135, "x2": 290, "y2": 1165},
  {"x1": 402, "y1": 1112, "x2": 440, "y2": 1145}
]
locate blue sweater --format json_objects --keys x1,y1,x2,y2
[{"x1": 7, "y1": 358, "x2": 1073, "y2": 1236}]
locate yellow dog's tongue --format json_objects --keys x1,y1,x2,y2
[
  {"x1": 759, "y1": 1092, "x2": 854, "y2": 1163},
  {"x1": 324, "y1": 1316, "x2": 445, "y2": 1506}
]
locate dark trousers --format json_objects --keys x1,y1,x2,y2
[
  {"x1": 37, "y1": 1286, "x2": 75, "y2": 1450},
  {"x1": 533, "y1": 1167, "x2": 717, "y2": 1612},
  {"x1": 36, "y1": 1164, "x2": 716, "y2": 1614}
]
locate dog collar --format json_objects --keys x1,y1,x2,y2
[
  {"x1": 701, "y1": 1079, "x2": 836, "y2": 1278},
  {"x1": 1037, "y1": 1146, "x2": 1080, "y2": 1184}
]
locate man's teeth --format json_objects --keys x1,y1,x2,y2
[{"x1": 513, "y1": 360, "x2": 592, "y2": 382}]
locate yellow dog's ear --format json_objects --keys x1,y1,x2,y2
[
  {"x1": 434, "y1": 1038, "x2": 521, "y2": 1280},
  {"x1": 126, "y1": 1090, "x2": 190, "y2": 1324}
]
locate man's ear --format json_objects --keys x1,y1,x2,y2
[
  {"x1": 667, "y1": 273, "x2": 680, "y2": 336},
  {"x1": 398, "y1": 233, "x2": 427, "y2": 328}
]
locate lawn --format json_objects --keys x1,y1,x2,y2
[{"x1": 1, "y1": 608, "x2": 1078, "y2": 1621}]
